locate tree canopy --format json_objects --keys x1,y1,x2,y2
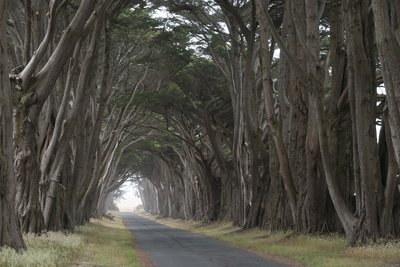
[{"x1": 1, "y1": 0, "x2": 400, "y2": 250}]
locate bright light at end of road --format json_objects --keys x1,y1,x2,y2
[{"x1": 116, "y1": 181, "x2": 142, "y2": 212}]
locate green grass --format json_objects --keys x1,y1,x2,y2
[
  {"x1": 141, "y1": 213, "x2": 400, "y2": 267},
  {"x1": 76, "y1": 217, "x2": 142, "y2": 267},
  {"x1": 0, "y1": 217, "x2": 142, "y2": 267}
]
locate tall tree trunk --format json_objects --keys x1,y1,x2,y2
[
  {"x1": 326, "y1": 0, "x2": 352, "y2": 232},
  {"x1": 14, "y1": 106, "x2": 44, "y2": 233},
  {"x1": 346, "y1": 0, "x2": 382, "y2": 241},
  {"x1": 380, "y1": 114, "x2": 399, "y2": 237},
  {"x1": 301, "y1": 0, "x2": 327, "y2": 233},
  {"x1": 255, "y1": 0, "x2": 298, "y2": 225},
  {"x1": 0, "y1": 0, "x2": 26, "y2": 249},
  {"x1": 372, "y1": 0, "x2": 400, "y2": 171}
]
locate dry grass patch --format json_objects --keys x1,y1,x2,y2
[
  {"x1": 0, "y1": 232, "x2": 82, "y2": 267},
  {"x1": 0, "y1": 217, "x2": 142, "y2": 267},
  {"x1": 140, "y1": 212, "x2": 400, "y2": 267}
]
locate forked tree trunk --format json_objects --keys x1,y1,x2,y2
[
  {"x1": 261, "y1": 0, "x2": 358, "y2": 242},
  {"x1": 13, "y1": 0, "x2": 111, "y2": 233},
  {"x1": 43, "y1": 15, "x2": 104, "y2": 230},
  {"x1": 255, "y1": 0, "x2": 298, "y2": 226}
]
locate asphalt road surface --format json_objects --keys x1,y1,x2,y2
[{"x1": 122, "y1": 213, "x2": 288, "y2": 267}]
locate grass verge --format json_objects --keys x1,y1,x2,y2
[
  {"x1": 0, "y1": 217, "x2": 142, "y2": 267},
  {"x1": 140, "y1": 212, "x2": 400, "y2": 267},
  {"x1": 0, "y1": 232, "x2": 81, "y2": 267},
  {"x1": 75, "y1": 217, "x2": 142, "y2": 266}
]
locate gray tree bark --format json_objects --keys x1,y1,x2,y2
[{"x1": 0, "y1": 0, "x2": 25, "y2": 250}]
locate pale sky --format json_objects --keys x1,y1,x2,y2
[{"x1": 116, "y1": 181, "x2": 143, "y2": 212}]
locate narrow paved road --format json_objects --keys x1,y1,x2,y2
[{"x1": 122, "y1": 213, "x2": 288, "y2": 267}]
